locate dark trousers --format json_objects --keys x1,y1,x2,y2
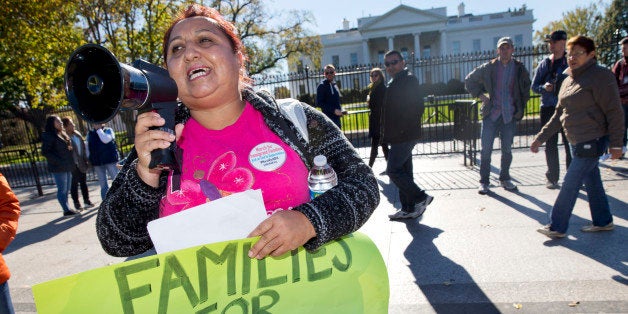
[
  {"x1": 386, "y1": 140, "x2": 426, "y2": 210},
  {"x1": 622, "y1": 104, "x2": 628, "y2": 147},
  {"x1": 70, "y1": 165, "x2": 91, "y2": 207},
  {"x1": 541, "y1": 106, "x2": 572, "y2": 183},
  {"x1": 368, "y1": 137, "x2": 389, "y2": 167}
]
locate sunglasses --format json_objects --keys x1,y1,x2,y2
[
  {"x1": 566, "y1": 50, "x2": 587, "y2": 58},
  {"x1": 325, "y1": 71, "x2": 335, "y2": 74},
  {"x1": 384, "y1": 59, "x2": 401, "y2": 67}
]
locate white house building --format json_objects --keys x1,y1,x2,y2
[
  {"x1": 319, "y1": 3, "x2": 534, "y2": 67},
  {"x1": 267, "y1": 3, "x2": 534, "y2": 100}
]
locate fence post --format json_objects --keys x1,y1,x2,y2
[{"x1": 27, "y1": 150, "x2": 43, "y2": 196}]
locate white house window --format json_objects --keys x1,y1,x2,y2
[
  {"x1": 422, "y1": 45, "x2": 431, "y2": 58},
  {"x1": 473, "y1": 39, "x2": 481, "y2": 51},
  {"x1": 514, "y1": 34, "x2": 523, "y2": 47},
  {"x1": 452, "y1": 41, "x2": 461, "y2": 54},
  {"x1": 350, "y1": 52, "x2": 358, "y2": 65},
  {"x1": 378, "y1": 51, "x2": 385, "y2": 64},
  {"x1": 401, "y1": 47, "x2": 409, "y2": 61},
  {"x1": 332, "y1": 55, "x2": 339, "y2": 67}
]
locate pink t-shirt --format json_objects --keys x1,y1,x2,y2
[{"x1": 160, "y1": 102, "x2": 310, "y2": 217}]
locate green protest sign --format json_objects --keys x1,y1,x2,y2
[{"x1": 33, "y1": 232, "x2": 388, "y2": 313}]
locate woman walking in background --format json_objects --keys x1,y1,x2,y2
[
  {"x1": 531, "y1": 35, "x2": 624, "y2": 238},
  {"x1": 367, "y1": 67, "x2": 389, "y2": 169},
  {"x1": 41, "y1": 115, "x2": 79, "y2": 216}
]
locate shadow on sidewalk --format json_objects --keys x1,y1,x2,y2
[
  {"x1": 492, "y1": 190, "x2": 628, "y2": 284},
  {"x1": 5, "y1": 210, "x2": 98, "y2": 255},
  {"x1": 401, "y1": 221, "x2": 501, "y2": 313}
]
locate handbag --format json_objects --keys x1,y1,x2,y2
[{"x1": 574, "y1": 138, "x2": 603, "y2": 158}]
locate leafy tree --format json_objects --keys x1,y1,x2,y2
[
  {"x1": 0, "y1": 0, "x2": 83, "y2": 109},
  {"x1": 595, "y1": 0, "x2": 628, "y2": 67},
  {"x1": 205, "y1": 0, "x2": 322, "y2": 75},
  {"x1": 0, "y1": 0, "x2": 83, "y2": 142},
  {"x1": 77, "y1": 0, "x2": 180, "y2": 65},
  {"x1": 533, "y1": 3, "x2": 601, "y2": 45}
]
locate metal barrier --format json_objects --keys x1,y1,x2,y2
[{"x1": 0, "y1": 149, "x2": 44, "y2": 195}]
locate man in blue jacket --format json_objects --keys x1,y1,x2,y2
[
  {"x1": 87, "y1": 123, "x2": 120, "y2": 201},
  {"x1": 532, "y1": 30, "x2": 572, "y2": 189},
  {"x1": 382, "y1": 50, "x2": 433, "y2": 220}
]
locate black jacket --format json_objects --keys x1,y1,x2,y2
[
  {"x1": 368, "y1": 82, "x2": 386, "y2": 138},
  {"x1": 41, "y1": 132, "x2": 74, "y2": 173},
  {"x1": 382, "y1": 69, "x2": 424, "y2": 143}
]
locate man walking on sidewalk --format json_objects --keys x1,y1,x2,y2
[
  {"x1": 465, "y1": 37, "x2": 531, "y2": 195},
  {"x1": 381, "y1": 50, "x2": 433, "y2": 220}
]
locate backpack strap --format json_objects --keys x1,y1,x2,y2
[{"x1": 270, "y1": 98, "x2": 313, "y2": 165}]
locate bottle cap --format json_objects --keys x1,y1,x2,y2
[{"x1": 313, "y1": 155, "x2": 327, "y2": 167}]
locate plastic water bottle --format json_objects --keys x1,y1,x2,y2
[{"x1": 308, "y1": 155, "x2": 338, "y2": 199}]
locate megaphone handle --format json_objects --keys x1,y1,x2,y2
[{"x1": 148, "y1": 101, "x2": 179, "y2": 171}]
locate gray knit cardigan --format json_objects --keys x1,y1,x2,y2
[{"x1": 96, "y1": 88, "x2": 379, "y2": 257}]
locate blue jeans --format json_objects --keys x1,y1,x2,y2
[
  {"x1": 94, "y1": 162, "x2": 120, "y2": 201},
  {"x1": 386, "y1": 140, "x2": 426, "y2": 210},
  {"x1": 479, "y1": 117, "x2": 516, "y2": 184},
  {"x1": 52, "y1": 172, "x2": 71, "y2": 213},
  {"x1": 0, "y1": 281, "x2": 14, "y2": 314},
  {"x1": 548, "y1": 144, "x2": 613, "y2": 233}
]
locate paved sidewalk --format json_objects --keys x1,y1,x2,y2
[{"x1": 4, "y1": 149, "x2": 628, "y2": 313}]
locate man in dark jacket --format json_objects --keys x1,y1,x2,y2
[
  {"x1": 316, "y1": 64, "x2": 344, "y2": 128},
  {"x1": 465, "y1": 37, "x2": 531, "y2": 195},
  {"x1": 612, "y1": 36, "x2": 628, "y2": 157},
  {"x1": 382, "y1": 50, "x2": 433, "y2": 220}
]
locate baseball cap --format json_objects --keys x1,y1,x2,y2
[
  {"x1": 497, "y1": 37, "x2": 513, "y2": 48},
  {"x1": 544, "y1": 30, "x2": 567, "y2": 42},
  {"x1": 620, "y1": 37, "x2": 628, "y2": 45}
]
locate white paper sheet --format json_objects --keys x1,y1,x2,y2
[{"x1": 147, "y1": 189, "x2": 267, "y2": 254}]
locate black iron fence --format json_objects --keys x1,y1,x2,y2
[{"x1": 0, "y1": 45, "x2": 564, "y2": 189}]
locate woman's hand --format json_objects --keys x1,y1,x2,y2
[
  {"x1": 247, "y1": 210, "x2": 316, "y2": 259},
  {"x1": 530, "y1": 140, "x2": 541, "y2": 153},
  {"x1": 609, "y1": 147, "x2": 623, "y2": 160},
  {"x1": 134, "y1": 112, "x2": 176, "y2": 187}
]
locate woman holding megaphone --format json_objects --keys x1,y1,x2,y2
[{"x1": 96, "y1": 4, "x2": 379, "y2": 258}]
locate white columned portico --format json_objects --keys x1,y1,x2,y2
[
  {"x1": 362, "y1": 39, "x2": 370, "y2": 64},
  {"x1": 413, "y1": 32, "x2": 421, "y2": 59},
  {"x1": 439, "y1": 29, "x2": 447, "y2": 55},
  {"x1": 387, "y1": 36, "x2": 394, "y2": 52}
]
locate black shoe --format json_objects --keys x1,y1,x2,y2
[
  {"x1": 63, "y1": 209, "x2": 79, "y2": 216},
  {"x1": 84, "y1": 202, "x2": 95, "y2": 208}
]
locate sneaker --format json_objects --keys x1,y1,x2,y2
[
  {"x1": 500, "y1": 180, "x2": 517, "y2": 191},
  {"x1": 536, "y1": 225, "x2": 566, "y2": 238},
  {"x1": 545, "y1": 180, "x2": 559, "y2": 189},
  {"x1": 413, "y1": 195, "x2": 434, "y2": 218},
  {"x1": 63, "y1": 209, "x2": 80, "y2": 216},
  {"x1": 478, "y1": 183, "x2": 489, "y2": 195},
  {"x1": 581, "y1": 222, "x2": 614, "y2": 232},
  {"x1": 388, "y1": 209, "x2": 421, "y2": 220},
  {"x1": 84, "y1": 202, "x2": 95, "y2": 209}
]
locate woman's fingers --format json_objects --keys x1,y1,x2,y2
[
  {"x1": 248, "y1": 210, "x2": 316, "y2": 259},
  {"x1": 133, "y1": 112, "x2": 176, "y2": 186}
]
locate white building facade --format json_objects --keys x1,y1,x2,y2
[{"x1": 320, "y1": 3, "x2": 534, "y2": 67}]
